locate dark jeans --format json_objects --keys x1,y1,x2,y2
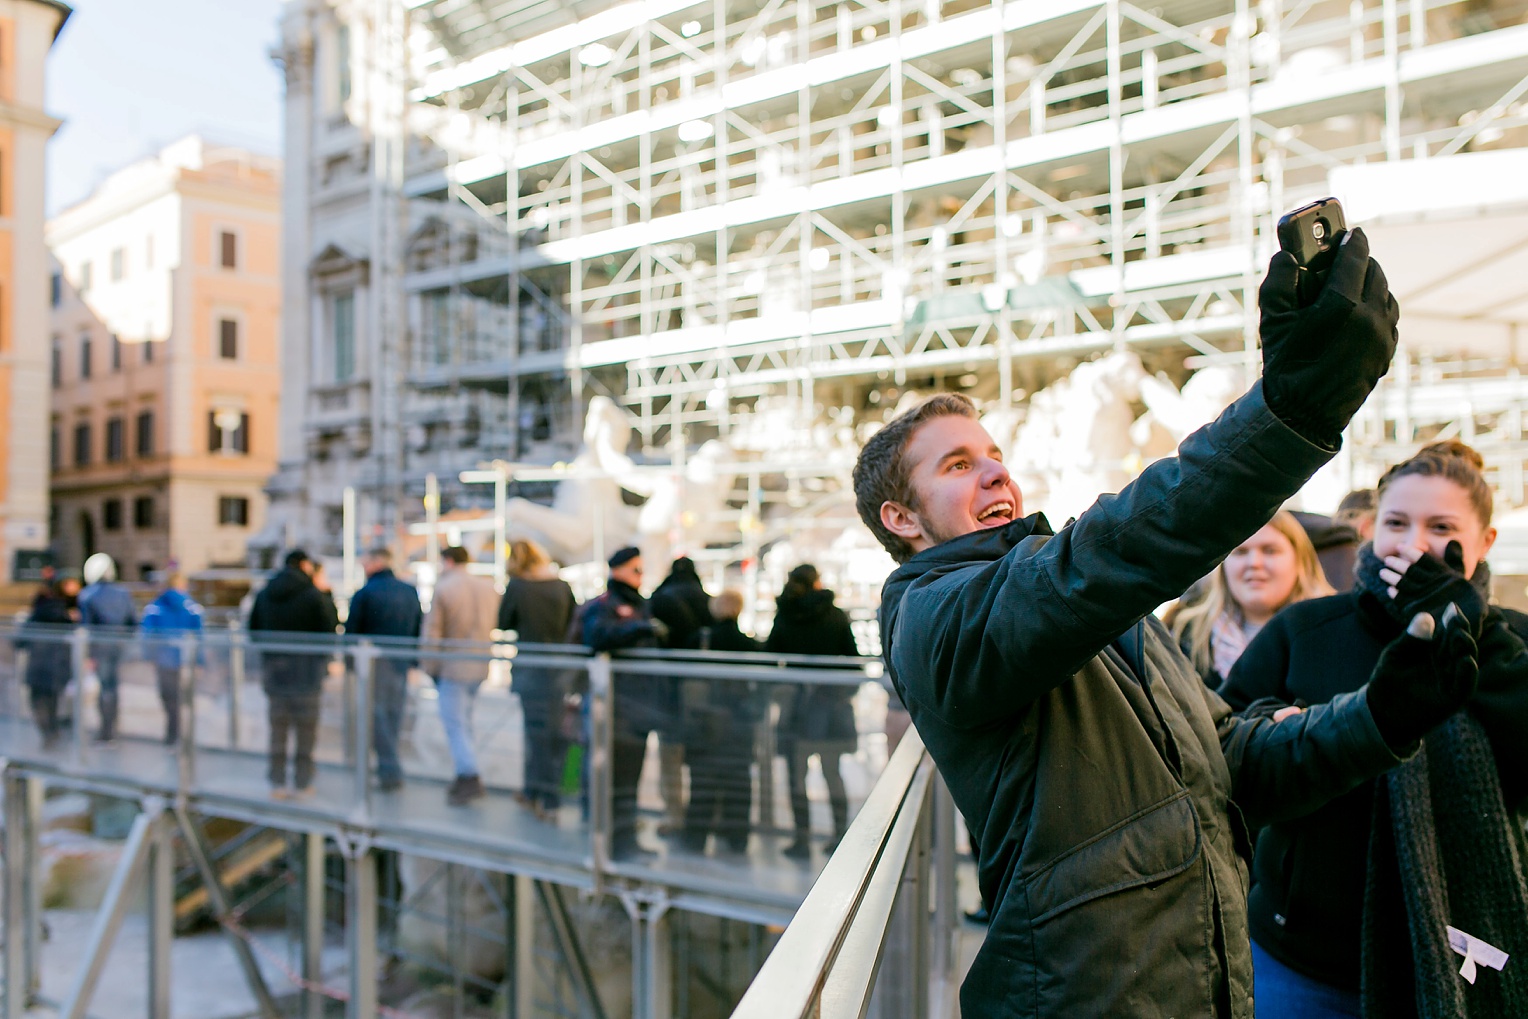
[
  {"x1": 371, "y1": 661, "x2": 408, "y2": 785},
  {"x1": 268, "y1": 690, "x2": 322, "y2": 789},
  {"x1": 683, "y1": 724, "x2": 754, "y2": 851},
  {"x1": 155, "y1": 665, "x2": 182, "y2": 742},
  {"x1": 30, "y1": 689, "x2": 61, "y2": 743},
  {"x1": 522, "y1": 694, "x2": 570, "y2": 810},
  {"x1": 96, "y1": 649, "x2": 122, "y2": 738},
  {"x1": 1251, "y1": 941, "x2": 1361, "y2": 1018},
  {"x1": 788, "y1": 739, "x2": 851, "y2": 841}
]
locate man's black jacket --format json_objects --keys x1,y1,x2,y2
[
  {"x1": 879, "y1": 383, "x2": 1407, "y2": 1018},
  {"x1": 249, "y1": 567, "x2": 338, "y2": 693},
  {"x1": 1221, "y1": 588, "x2": 1528, "y2": 989}
]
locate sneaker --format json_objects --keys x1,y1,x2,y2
[
  {"x1": 377, "y1": 778, "x2": 403, "y2": 793},
  {"x1": 290, "y1": 785, "x2": 316, "y2": 801},
  {"x1": 782, "y1": 838, "x2": 812, "y2": 860},
  {"x1": 270, "y1": 786, "x2": 291, "y2": 800}
]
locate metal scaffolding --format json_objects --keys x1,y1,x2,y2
[{"x1": 271, "y1": 0, "x2": 1528, "y2": 560}]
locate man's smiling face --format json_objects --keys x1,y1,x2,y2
[{"x1": 879, "y1": 414, "x2": 1024, "y2": 556}]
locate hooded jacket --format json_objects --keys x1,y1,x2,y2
[
  {"x1": 767, "y1": 587, "x2": 861, "y2": 743},
  {"x1": 879, "y1": 384, "x2": 1408, "y2": 1018},
  {"x1": 650, "y1": 562, "x2": 713, "y2": 650},
  {"x1": 140, "y1": 588, "x2": 204, "y2": 670},
  {"x1": 249, "y1": 566, "x2": 338, "y2": 693}
]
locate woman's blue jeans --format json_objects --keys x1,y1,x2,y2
[{"x1": 1251, "y1": 940, "x2": 1361, "y2": 1018}]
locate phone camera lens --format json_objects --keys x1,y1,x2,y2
[{"x1": 1312, "y1": 220, "x2": 1327, "y2": 240}]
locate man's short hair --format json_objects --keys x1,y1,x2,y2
[
  {"x1": 441, "y1": 546, "x2": 470, "y2": 565},
  {"x1": 1334, "y1": 488, "x2": 1376, "y2": 522},
  {"x1": 284, "y1": 549, "x2": 311, "y2": 569},
  {"x1": 364, "y1": 547, "x2": 392, "y2": 563},
  {"x1": 852, "y1": 393, "x2": 979, "y2": 563}
]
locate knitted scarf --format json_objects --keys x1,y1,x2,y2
[{"x1": 1360, "y1": 709, "x2": 1528, "y2": 1018}]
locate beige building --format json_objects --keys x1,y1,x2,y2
[
  {"x1": 47, "y1": 137, "x2": 281, "y2": 578},
  {"x1": 0, "y1": 0, "x2": 68, "y2": 582}
]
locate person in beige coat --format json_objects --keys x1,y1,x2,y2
[{"x1": 424, "y1": 546, "x2": 500, "y2": 805}]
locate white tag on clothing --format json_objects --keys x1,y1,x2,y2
[{"x1": 1447, "y1": 926, "x2": 1510, "y2": 985}]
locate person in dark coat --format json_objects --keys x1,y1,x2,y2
[
  {"x1": 766, "y1": 564, "x2": 861, "y2": 859},
  {"x1": 1221, "y1": 441, "x2": 1528, "y2": 1018},
  {"x1": 682, "y1": 590, "x2": 764, "y2": 853},
  {"x1": 1290, "y1": 509, "x2": 1362, "y2": 594},
  {"x1": 852, "y1": 233, "x2": 1476, "y2": 1018},
  {"x1": 499, "y1": 539, "x2": 577, "y2": 816},
  {"x1": 79, "y1": 553, "x2": 137, "y2": 742},
  {"x1": 649, "y1": 556, "x2": 712, "y2": 833},
  {"x1": 581, "y1": 547, "x2": 668, "y2": 858},
  {"x1": 20, "y1": 580, "x2": 76, "y2": 747},
  {"x1": 248, "y1": 549, "x2": 338, "y2": 798},
  {"x1": 344, "y1": 547, "x2": 423, "y2": 792},
  {"x1": 140, "y1": 572, "x2": 204, "y2": 743}
]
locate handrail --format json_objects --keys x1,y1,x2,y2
[{"x1": 730, "y1": 727, "x2": 947, "y2": 1019}]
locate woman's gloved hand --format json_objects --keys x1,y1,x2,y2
[
  {"x1": 1365, "y1": 604, "x2": 1479, "y2": 751},
  {"x1": 1380, "y1": 540, "x2": 1486, "y2": 639},
  {"x1": 1258, "y1": 227, "x2": 1400, "y2": 449}
]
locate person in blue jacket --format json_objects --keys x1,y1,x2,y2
[
  {"x1": 344, "y1": 547, "x2": 423, "y2": 792},
  {"x1": 140, "y1": 571, "x2": 204, "y2": 744}
]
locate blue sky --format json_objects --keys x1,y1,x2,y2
[{"x1": 46, "y1": 0, "x2": 285, "y2": 215}]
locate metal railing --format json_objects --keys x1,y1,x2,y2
[{"x1": 730, "y1": 727, "x2": 961, "y2": 1019}]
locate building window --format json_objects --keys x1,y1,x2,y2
[
  {"x1": 111, "y1": 334, "x2": 122, "y2": 372},
  {"x1": 102, "y1": 499, "x2": 123, "y2": 531},
  {"x1": 49, "y1": 424, "x2": 60, "y2": 471},
  {"x1": 209, "y1": 409, "x2": 250, "y2": 454},
  {"x1": 50, "y1": 272, "x2": 60, "y2": 307},
  {"x1": 219, "y1": 318, "x2": 239, "y2": 359},
  {"x1": 73, "y1": 422, "x2": 91, "y2": 466},
  {"x1": 79, "y1": 335, "x2": 91, "y2": 379},
  {"x1": 105, "y1": 416, "x2": 124, "y2": 463},
  {"x1": 133, "y1": 496, "x2": 155, "y2": 530},
  {"x1": 110, "y1": 247, "x2": 125, "y2": 282},
  {"x1": 78, "y1": 262, "x2": 91, "y2": 292},
  {"x1": 333, "y1": 291, "x2": 355, "y2": 381},
  {"x1": 220, "y1": 231, "x2": 237, "y2": 269},
  {"x1": 144, "y1": 338, "x2": 154, "y2": 363},
  {"x1": 136, "y1": 409, "x2": 154, "y2": 457},
  {"x1": 337, "y1": 24, "x2": 352, "y2": 103},
  {"x1": 50, "y1": 336, "x2": 60, "y2": 388},
  {"x1": 218, "y1": 496, "x2": 250, "y2": 527}
]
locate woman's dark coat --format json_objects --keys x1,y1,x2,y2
[
  {"x1": 21, "y1": 593, "x2": 74, "y2": 693},
  {"x1": 767, "y1": 587, "x2": 860, "y2": 744}
]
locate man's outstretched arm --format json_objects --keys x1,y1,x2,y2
[{"x1": 890, "y1": 231, "x2": 1400, "y2": 727}]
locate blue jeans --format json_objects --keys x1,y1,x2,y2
[
  {"x1": 371, "y1": 661, "x2": 408, "y2": 785},
  {"x1": 1251, "y1": 941, "x2": 1361, "y2": 1018},
  {"x1": 436, "y1": 678, "x2": 480, "y2": 779}
]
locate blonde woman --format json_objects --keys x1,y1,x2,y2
[
  {"x1": 1170, "y1": 510, "x2": 1334, "y2": 687},
  {"x1": 498, "y1": 539, "x2": 577, "y2": 816}
]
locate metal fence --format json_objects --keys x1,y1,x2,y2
[{"x1": 0, "y1": 622, "x2": 910, "y2": 1019}]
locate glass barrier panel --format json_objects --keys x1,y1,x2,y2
[{"x1": 603, "y1": 652, "x2": 884, "y2": 901}]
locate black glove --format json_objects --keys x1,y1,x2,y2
[
  {"x1": 1259, "y1": 227, "x2": 1400, "y2": 449},
  {"x1": 1389, "y1": 540, "x2": 1486, "y2": 639},
  {"x1": 1366, "y1": 605, "x2": 1478, "y2": 750}
]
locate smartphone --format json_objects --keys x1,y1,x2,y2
[{"x1": 1277, "y1": 198, "x2": 1346, "y2": 306}]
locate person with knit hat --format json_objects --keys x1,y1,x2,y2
[
  {"x1": 1222, "y1": 440, "x2": 1528, "y2": 1017},
  {"x1": 581, "y1": 546, "x2": 669, "y2": 858}
]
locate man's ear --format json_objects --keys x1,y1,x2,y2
[{"x1": 880, "y1": 501, "x2": 925, "y2": 543}]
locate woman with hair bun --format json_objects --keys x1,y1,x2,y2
[{"x1": 1220, "y1": 440, "x2": 1528, "y2": 1017}]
